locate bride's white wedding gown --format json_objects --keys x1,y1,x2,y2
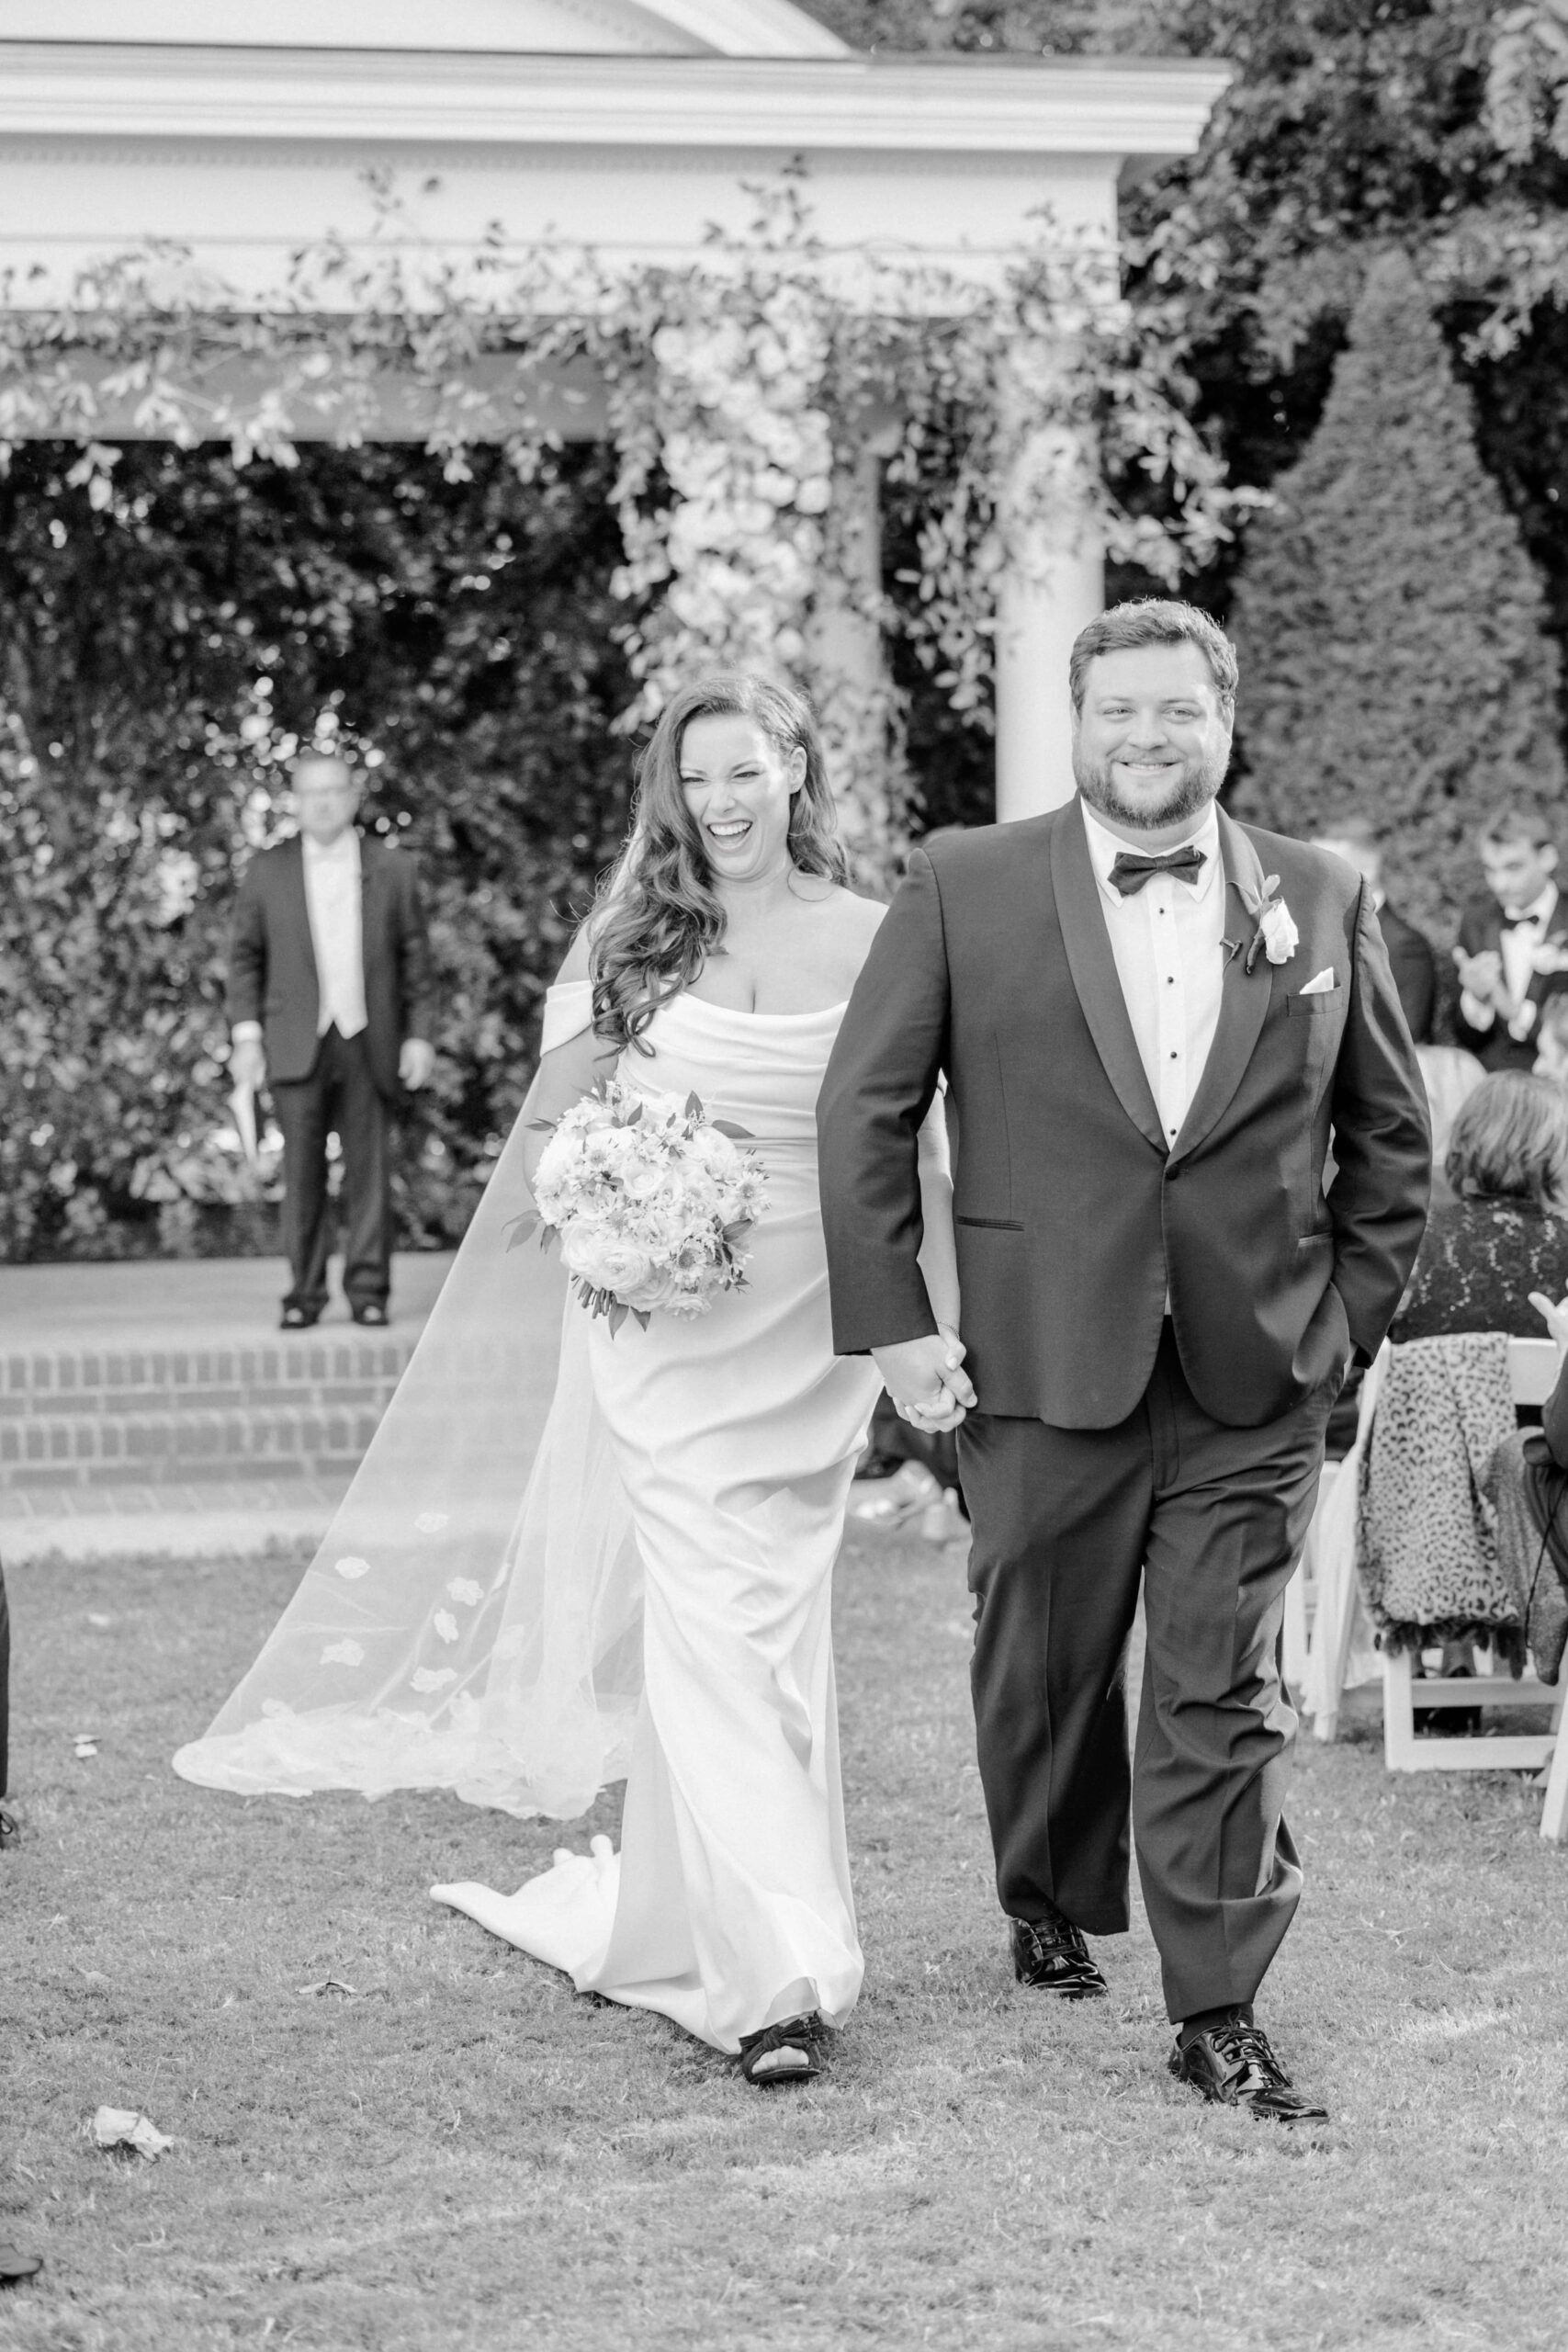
[
  {"x1": 431, "y1": 987, "x2": 883, "y2": 2050},
  {"x1": 174, "y1": 978, "x2": 888, "y2": 2054}
]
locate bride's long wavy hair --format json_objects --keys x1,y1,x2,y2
[{"x1": 590, "y1": 672, "x2": 848, "y2": 1052}]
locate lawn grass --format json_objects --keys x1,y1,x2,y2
[{"x1": 2, "y1": 1528, "x2": 1566, "y2": 2351}]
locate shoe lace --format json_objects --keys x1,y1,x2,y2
[
  {"x1": 1018, "y1": 1916, "x2": 1088, "y2": 1965},
  {"x1": 1207, "y1": 2022, "x2": 1289, "y2": 2094}
]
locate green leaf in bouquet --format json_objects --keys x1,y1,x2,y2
[
  {"x1": 721, "y1": 1220, "x2": 753, "y2": 1244},
  {"x1": 711, "y1": 1120, "x2": 754, "y2": 1140},
  {"x1": 684, "y1": 1091, "x2": 705, "y2": 1122},
  {"x1": 503, "y1": 1209, "x2": 541, "y2": 1251},
  {"x1": 607, "y1": 1300, "x2": 629, "y2": 1336},
  {"x1": 525, "y1": 1118, "x2": 556, "y2": 1135}
]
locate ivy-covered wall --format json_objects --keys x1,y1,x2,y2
[{"x1": 0, "y1": 440, "x2": 634, "y2": 1261}]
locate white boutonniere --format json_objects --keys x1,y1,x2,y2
[
  {"x1": 1234, "y1": 874, "x2": 1298, "y2": 974},
  {"x1": 1531, "y1": 940, "x2": 1568, "y2": 978}
]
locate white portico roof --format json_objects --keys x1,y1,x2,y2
[
  {"x1": 0, "y1": 4, "x2": 1228, "y2": 302},
  {"x1": 0, "y1": 0, "x2": 853, "y2": 61}
]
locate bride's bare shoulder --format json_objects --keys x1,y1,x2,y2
[
  {"x1": 553, "y1": 916, "x2": 603, "y2": 987},
  {"x1": 820, "y1": 883, "x2": 889, "y2": 943}
]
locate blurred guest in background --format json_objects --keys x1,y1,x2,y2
[
  {"x1": 1391, "y1": 1071, "x2": 1568, "y2": 1342},
  {"x1": 227, "y1": 753, "x2": 436, "y2": 1331},
  {"x1": 1453, "y1": 803, "x2": 1568, "y2": 1072},
  {"x1": 1312, "y1": 816, "x2": 1436, "y2": 1043},
  {"x1": 1414, "y1": 1044, "x2": 1487, "y2": 1212}
]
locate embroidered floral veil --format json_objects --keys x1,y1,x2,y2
[{"x1": 174, "y1": 984, "x2": 642, "y2": 1819}]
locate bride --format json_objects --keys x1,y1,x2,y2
[{"x1": 175, "y1": 671, "x2": 965, "y2": 2086}]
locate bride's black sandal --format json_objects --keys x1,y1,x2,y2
[{"x1": 738, "y1": 2013, "x2": 825, "y2": 2087}]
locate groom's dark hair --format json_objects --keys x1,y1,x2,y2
[{"x1": 1069, "y1": 600, "x2": 1238, "y2": 717}]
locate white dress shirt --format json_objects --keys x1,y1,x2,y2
[
  {"x1": 1081, "y1": 797, "x2": 1225, "y2": 1151},
  {"x1": 1461, "y1": 880, "x2": 1557, "y2": 1042},
  {"x1": 302, "y1": 828, "x2": 368, "y2": 1040}
]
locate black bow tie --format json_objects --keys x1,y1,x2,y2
[
  {"x1": 1108, "y1": 844, "x2": 1207, "y2": 897},
  {"x1": 1505, "y1": 910, "x2": 1544, "y2": 929}
]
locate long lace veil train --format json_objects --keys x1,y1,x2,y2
[{"x1": 173, "y1": 984, "x2": 643, "y2": 1818}]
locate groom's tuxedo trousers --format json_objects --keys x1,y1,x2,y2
[{"x1": 818, "y1": 800, "x2": 1431, "y2": 2022}]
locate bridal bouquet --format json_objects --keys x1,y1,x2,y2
[{"x1": 514, "y1": 1080, "x2": 769, "y2": 1330}]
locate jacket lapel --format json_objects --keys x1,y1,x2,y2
[
  {"x1": 1169, "y1": 809, "x2": 1272, "y2": 1164},
  {"x1": 1050, "y1": 799, "x2": 1165, "y2": 1154},
  {"x1": 282, "y1": 833, "x2": 320, "y2": 1000}
]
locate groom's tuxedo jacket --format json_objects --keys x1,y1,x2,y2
[{"x1": 818, "y1": 799, "x2": 1431, "y2": 1431}]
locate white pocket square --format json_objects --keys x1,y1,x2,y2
[{"x1": 1299, "y1": 967, "x2": 1337, "y2": 996}]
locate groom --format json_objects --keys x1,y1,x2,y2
[{"x1": 818, "y1": 599, "x2": 1429, "y2": 2120}]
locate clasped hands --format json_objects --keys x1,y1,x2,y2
[
  {"x1": 1453, "y1": 945, "x2": 1523, "y2": 1024},
  {"x1": 872, "y1": 1325, "x2": 976, "y2": 1434}
]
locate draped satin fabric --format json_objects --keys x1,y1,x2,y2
[
  {"x1": 173, "y1": 981, "x2": 642, "y2": 1818},
  {"x1": 176, "y1": 981, "x2": 885, "y2": 2052},
  {"x1": 432, "y1": 990, "x2": 885, "y2": 2051}
]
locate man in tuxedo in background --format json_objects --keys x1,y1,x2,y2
[
  {"x1": 1312, "y1": 817, "x2": 1436, "y2": 1044},
  {"x1": 1454, "y1": 802, "x2": 1568, "y2": 1071},
  {"x1": 819, "y1": 600, "x2": 1429, "y2": 2121},
  {"x1": 228, "y1": 753, "x2": 436, "y2": 1330}
]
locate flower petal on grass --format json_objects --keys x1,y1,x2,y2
[{"x1": 91, "y1": 2109, "x2": 172, "y2": 2160}]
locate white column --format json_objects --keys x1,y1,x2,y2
[{"x1": 994, "y1": 532, "x2": 1103, "y2": 822}]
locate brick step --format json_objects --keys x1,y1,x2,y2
[
  {"x1": 1, "y1": 1401, "x2": 389, "y2": 1491},
  {"x1": 0, "y1": 1336, "x2": 412, "y2": 1419}
]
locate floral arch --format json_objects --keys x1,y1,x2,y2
[{"x1": 0, "y1": 0, "x2": 1233, "y2": 865}]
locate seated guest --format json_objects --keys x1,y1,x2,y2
[
  {"x1": 1487, "y1": 1288, "x2": 1568, "y2": 1685},
  {"x1": 1313, "y1": 817, "x2": 1437, "y2": 1043},
  {"x1": 1454, "y1": 800, "x2": 1568, "y2": 1072},
  {"x1": 1415, "y1": 1044, "x2": 1486, "y2": 1209},
  {"x1": 1392, "y1": 1071, "x2": 1568, "y2": 1342}
]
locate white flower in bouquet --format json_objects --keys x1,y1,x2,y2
[{"x1": 512, "y1": 1079, "x2": 769, "y2": 1332}]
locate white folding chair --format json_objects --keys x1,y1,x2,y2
[
  {"x1": 1381, "y1": 1339, "x2": 1567, "y2": 1776},
  {"x1": 1295, "y1": 1336, "x2": 1568, "y2": 1824},
  {"x1": 1297, "y1": 1345, "x2": 1387, "y2": 1744}
]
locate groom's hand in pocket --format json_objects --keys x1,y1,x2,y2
[{"x1": 873, "y1": 1328, "x2": 976, "y2": 1433}]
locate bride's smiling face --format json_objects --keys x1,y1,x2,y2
[{"x1": 679, "y1": 713, "x2": 805, "y2": 885}]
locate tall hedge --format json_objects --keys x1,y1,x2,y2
[
  {"x1": 0, "y1": 442, "x2": 635, "y2": 1262},
  {"x1": 1227, "y1": 248, "x2": 1566, "y2": 940}
]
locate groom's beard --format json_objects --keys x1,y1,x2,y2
[{"x1": 1073, "y1": 747, "x2": 1227, "y2": 833}]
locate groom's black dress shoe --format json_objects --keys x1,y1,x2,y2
[
  {"x1": 1170, "y1": 2018, "x2": 1327, "y2": 2122},
  {"x1": 1009, "y1": 1908, "x2": 1107, "y2": 1999}
]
